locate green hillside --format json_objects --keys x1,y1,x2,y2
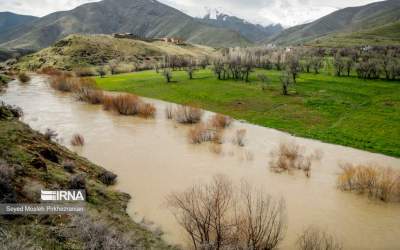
[
  {"x1": 268, "y1": 0, "x2": 400, "y2": 46},
  {"x1": 311, "y1": 20, "x2": 400, "y2": 47},
  {"x1": 16, "y1": 34, "x2": 215, "y2": 70}
]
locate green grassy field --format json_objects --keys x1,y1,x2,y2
[{"x1": 95, "y1": 69, "x2": 400, "y2": 157}]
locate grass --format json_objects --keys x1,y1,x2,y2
[{"x1": 95, "y1": 68, "x2": 400, "y2": 157}]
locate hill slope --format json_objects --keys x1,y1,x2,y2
[
  {"x1": 0, "y1": 103, "x2": 174, "y2": 249},
  {"x1": 197, "y1": 11, "x2": 283, "y2": 43},
  {"x1": 16, "y1": 34, "x2": 215, "y2": 70},
  {"x1": 0, "y1": 12, "x2": 38, "y2": 33},
  {"x1": 0, "y1": 0, "x2": 250, "y2": 50},
  {"x1": 268, "y1": 0, "x2": 400, "y2": 45}
]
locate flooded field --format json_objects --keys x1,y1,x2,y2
[{"x1": 1, "y1": 76, "x2": 400, "y2": 249}]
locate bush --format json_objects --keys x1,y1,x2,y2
[
  {"x1": 73, "y1": 67, "x2": 97, "y2": 77},
  {"x1": 70, "y1": 134, "x2": 85, "y2": 146},
  {"x1": 102, "y1": 94, "x2": 156, "y2": 118},
  {"x1": 188, "y1": 123, "x2": 222, "y2": 144},
  {"x1": 0, "y1": 228, "x2": 39, "y2": 249},
  {"x1": 337, "y1": 163, "x2": 400, "y2": 202},
  {"x1": 137, "y1": 103, "x2": 156, "y2": 118},
  {"x1": 209, "y1": 114, "x2": 232, "y2": 129},
  {"x1": 0, "y1": 162, "x2": 16, "y2": 203},
  {"x1": 297, "y1": 227, "x2": 343, "y2": 250},
  {"x1": 76, "y1": 87, "x2": 104, "y2": 105},
  {"x1": 98, "y1": 170, "x2": 117, "y2": 186},
  {"x1": 22, "y1": 181, "x2": 44, "y2": 202},
  {"x1": 0, "y1": 102, "x2": 23, "y2": 120},
  {"x1": 69, "y1": 174, "x2": 86, "y2": 190},
  {"x1": 162, "y1": 68, "x2": 172, "y2": 83},
  {"x1": 49, "y1": 75, "x2": 79, "y2": 92},
  {"x1": 174, "y1": 105, "x2": 203, "y2": 124},
  {"x1": 63, "y1": 160, "x2": 75, "y2": 173},
  {"x1": 39, "y1": 66, "x2": 64, "y2": 76},
  {"x1": 167, "y1": 175, "x2": 287, "y2": 250},
  {"x1": 269, "y1": 142, "x2": 322, "y2": 178},
  {"x1": 17, "y1": 72, "x2": 31, "y2": 83},
  {"x1": 103, "y1": 94, "x2": 140, "y2": 115},
  {"x1": 68, "y1": 214, "x2": 133, "y2": 249}
]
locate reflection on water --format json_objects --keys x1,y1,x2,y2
[{"x1": 1, "y1": 76, "x2": 400, "y2": 249}]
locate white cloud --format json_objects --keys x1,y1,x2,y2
[
  {"x1": 0, "y1": 0, "x2": 100, "y2": 17},
  {"x1": 0, "y1": 0, "x2": 383, "y2": 26}
]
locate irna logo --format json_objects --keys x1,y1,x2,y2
[{"x1": 41, "y1": 190, "x2": 85, "y2": 202}]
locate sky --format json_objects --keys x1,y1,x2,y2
[{"x1": 0, "y1": 0, "x2": 382, "y2": 27}]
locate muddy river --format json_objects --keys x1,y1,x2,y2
[{"x1": 1, "y1": 76, "x2": 399, "y2": 249}]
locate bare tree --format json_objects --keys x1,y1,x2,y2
[
  {"x1": 97, "y1": 67, "x2": 107, "y2": 78},
  {"x1": 343, "y1": 57, "x2": 354, "y2": 77},
  {"x1": 333, "y1": 55, "x2": 345, "y2": 77},
  {"x1": 311, "y1": 56, "x2": 323, "y2": 74},
  {"x1": 297, "y1": 227, "x2": 343, "y2": 250},
  {"x1": 166, "y1": 175, "x2": 234, "y2": 249},
  {"x1": 280, "y1": 71, "x2": 294, "y2": 96},
  {"x1": 234, "y1": 182, "x2": 287, "y2": 250},
  {"x1": 108, "y1": 59, "x2": 119, "y2": 75},
  {"x1": 167, "y1": 175, "x2": 287, "y2": 250},
  {"x1": 162, "y1": 68, "x2": 173, "y2": 83},
  {"x1": 286, "y1": 55, "x2": 301, "y2": 83}
]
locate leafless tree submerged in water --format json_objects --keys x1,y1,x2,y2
[
  {"x1": 166, "y1": 175, "x2": 287, "y2": 250},
  {"x1": 297, "y1": 227, "x2": 343, "y2": 250}
]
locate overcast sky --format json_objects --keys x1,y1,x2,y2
[{"x1": 0, "y1": 0, "x2": 382, "y2": 27}]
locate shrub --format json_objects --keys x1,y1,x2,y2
[
  {"x1": 44, "y1": 128, "x2": 57, "y2": 141},
  {"x1": 17, "y1": 72, "x2": 31, "y2": 83},
  {"x1": 174, "y1": 105, "x2": 203, "y2": 124},
  {"x1": 98, "y1": 170, "x2": 117, "y2": 186},
  {"x1": 0, "y1": 228, "x2": 39, "y2": 249},
  {"x1": 22, "y1": 181, "x2": 44, "y2": 202},
  {"x1": 104, "y1": 94, "x2": 140, "y2": 115},
  {"x1": 73, "y1": 67, "x2": 97, "y2": 77},
  {"x1": 69, "y1": 174, "x2": 86, "y2": 190},
  {"x1": 269, "y1": 142, "x2": 322, "y2": 178},
  {"x1": 0, "y1": 102, "x2": 23, "y2": 120},
  {"x1": 76, "y1": 88, "x2": 104, "y2": 105},
  {"x1": 71, "y1": 134, "x2": 85, "y2": 146},
  {"x1": 68, "y1": 214, "x2": 133, "y2": 249},
  {"x1": 0, "y1": 162, "x2": 16, "y2": 203},
  {"x1": 233, "y1": 129, "x2": 247, "y2": 147},
  {"x1": 209, "y1": 114, "x2": 232, "y2": 129},
  {"x1": 63, "y1": 160, "x2": 75, "y2": 173},
  {"x1": 167, "y1": 175, "x2": 287, "y2": 250},
  {"x1": 188, "y1": 123, "x2": 222, "y2": 144},
  {"x1": 162, "y1": 68, "x2": 172, "y2": 83},
  {"x1": 97, "y1": 67, "x2": 107, "y2": 78},
  {"x1": 337, "y1": 163, "x2": 400, "y2": 202},
  {"x1": 297, "y1": 227, "x2": 343, "y2": 250},
  {"x1": 49, "y1": 75, "x2": 79, "y2": 92},
  {"x1": 137, "y1": 103, "x2": 156, "y2": 118},
  {"x1": 39, "y1": 66, "x2": 64, "y2": 76}
]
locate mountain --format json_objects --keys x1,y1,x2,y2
[
  {"x1": 0, "y1": 12, "x2": 38, "y2": 33},
  {"x1": 268, "y1": 0, "x2": 400, "y2": 45},
  {"x1": 0, "y1": 0, "x2": 250, "y2": 50},
  {"x1": 197, "y1": 10, "x2": 283, "y2": 43}
]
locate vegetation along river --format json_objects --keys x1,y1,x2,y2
[{"x1": 1, "y1": 75, "x2": 399, "y2": 249}]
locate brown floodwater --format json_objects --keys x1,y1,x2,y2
[{"x1": 1, "y1": 76, "x2": 400, "y2": 249}]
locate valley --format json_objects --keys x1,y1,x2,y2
[{"x1": 0, "y1": 0, "x2": 400, "y2": 249}]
